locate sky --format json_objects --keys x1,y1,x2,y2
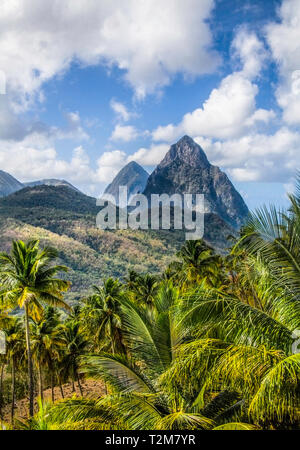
[{"x1": 0, "y1": 0, "x2": 300, "y2": 210}]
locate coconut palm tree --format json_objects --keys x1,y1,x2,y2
[
  {"x1": 80, "y1": 278, "x2": 126, "y2": 354},
  {"x1": 165, "y1": 183, "x2": 300, "y2": 427},
  {"x1": 168, "y1": 288, "x2": 299, "y2": 428},
  {"x1": 60, "y1": 320, "x2": 88, "y2": 395},
  {"x1": 133, "y1": 274, "x2": 160, "y2": 309},
  {"x1": 4, "y1": 317, "x2": 25, "y2": 423},
  {"x1": 0, "y1": 240, "x2": 70, "y2": 416},
  {"x1": 45, "y1": 282, "x2": 242, "y2": 430},
  {"x1": 31, "y1": 307, "x2": 64, "y2": 403},
  {"x1": 0, "y1": 355, "x2": 5, "y2": 420},
  {"x1": 169, "y1": 240, "x2": 224, "y2": 289}
]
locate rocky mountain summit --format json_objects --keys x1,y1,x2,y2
[
  {"x1": 0, "y1": 170, "x2": 24, "y2": 197},
  {"x1": 0, "y1": 172, "x2": 80, "y2": 198},
  {"x1": 104, "y1": 161, "x2": 149, "y2": 204},
  {"x1": 143, "y1": 135, "x2": 249, "y2": 228},
  {"x1": 24, "y1": 178, "x2": 79, "y2": 191}
]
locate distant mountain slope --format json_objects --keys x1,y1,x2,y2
[
  {"x1": 104, "y1": 161, "x2": 149, "y2": 203},
  {"x1": 0, "y1": 184, "x2": 234, "y2": 301},
  {"x1": 0, "y1": 185, "x2": 97, "y2": 214},
  {"x1": 0, "y1": 216, "x2": 183, "y2": 302},
  {"x1": 0, "y1": 170, "x2": 24, "y2": 197},
  {"x1": 143, "y1": 135, "x2": 249, "y2": 228},
  {"x1": 24, "y1": 178, "x2": 79, "y2": 191}
]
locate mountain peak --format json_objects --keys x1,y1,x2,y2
[
  {"x1": 125, "y1": 161, "x2": 142, "y2": 170},
  {"x1": 160, "y1": 135, "x2": 209, "y2": 169},
  {"x1": 24, "y1": 178, "x2": 79, "y2": 191},
  {"x1": 0, "y1": 170, "x2": 24, "y2": 197},
  {"x1": 104, "y1": 161, "x2": 149, "y2": 203},
  {"x1": 179, "y1": 135, "x2": 196, "y2": 144},
  {"x1": 143, "y1": 136, "x2": 249, "y2": 229}
]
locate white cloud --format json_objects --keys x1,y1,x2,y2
[
  {"x1": 128, "y1": 143, "x2": 170, "y2": 166},
  {"x1": 245, "y1": 108, "x2": 276, "y2": 127},
  {"x1": 231, "y1": 28, "x2": 268, "y2": 79},
  {"x1": 96, "y1": 150, "x2": 128, "y2": 183},
  {"x1": 110, "y1": 99, "x2": 132, "y2": 122},
  {"x1": 0, "y1": 134, "x2": 93, "y2": 184},
  {"x1": 0, "y1": 100, "x2": 89, "y2": 143},
  {"x1": 0, "y1": 129, "x2": 130, "y2": 193},
  {"x1": 152, "y1": 29, "x2": 274, "y2": 143},
  {"x1": 153, "y1": 72, "x2": 275, "y2": 142},
  {"x1": 266, "y1": 0, "x2": 300, "y2": 125},
  {"x1": 53, "y1": 111, "x2": 90, "y2": 141},
  {"x1": 0, "y1": 0, "x2": 218, "y2": 105},
  {"x1": 98, "y1": 150, "x2": 127, "y2": 167},
  {"x1": 0, "y1": 96, "x2": 27, "y2": 140},
  {"x1": 110, "y1": 124, "x2": 138, "y2": 142},
  {"x1": 193, "y1": 127, "x2": 300, "y2": 183}
]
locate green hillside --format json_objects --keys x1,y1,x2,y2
[{"x1": 0, "y1": 185, "x2": 233, "y2": 301}]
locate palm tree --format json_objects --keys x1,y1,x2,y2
[
  {"x1": 4, "y1": 317, "x2": 25, "y2": 423},
  {"x1": 0, "y1": 355, "x2": 5, "y2": 420},
  {"x1": 0, "y1": 311, "x2": 12, "y2": 420},
  {"x1": 80, "y1": 278, "x2": 126, "y2": 354},
  {"x1": 31, "y1": 307, "x2": 64, "y2": 403},
  {"x1": 169, "y1": 240, "x2": 224, "y2": 289},
  {"x1": 46, "y1": 282, "x2": 241, "y2": 430},
  {"x1": 167, "y1": 284, "x2": 299, "y2": 428},
  {"x1": 168, "y1": 182, "x2": 300, "y2": 429},
  {"x1": 131, "y1": 274, "x2": 160, "y2": 310},
  {"x1": 0, "y1": 240, "x2": 70, "y2": 416},
  {"x1": 61, "y1": 320, "x2": 88, "y2": 396}
]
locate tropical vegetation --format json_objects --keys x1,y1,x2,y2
[{"x1": 0, "y1": 181, "x2": 299, "y2": 430}]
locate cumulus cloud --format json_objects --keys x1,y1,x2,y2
[
  {"x1": 53, "y1": 111, "x2": 90, "y2": 141},
  {"x1": 231, "y1": 28, "x2": 268, "y2": 79},
  {"x1": 110, "y1": 100, "x2": 132, "y2": 122},
  {"x1": 193, "y1": 127, "x2": 300, "y2": 183},
  {"x1": 110, "y1": 124, "x2": 139, "y2": 142},
  {"x1": 0, "y1": 97, "x2": 27, "y2": 140},
  {"x1": 0, "y1": 0, "x2": 218, "y2": 105},
  {"x1": 0, "y1": 101, "x2": 89, "y2": 143},
  {"x1": 96, "y1": 150, "x2": 128, "y2": 183},
  {"x1": 266, "y1": 0, "x2": 300, "y2": 125},
  {"x1": 153, "y1": 73, "x2": 275, "y2": 142},
  {"x1": 152, "y1": 28, "x2": 275, "y2": 143},
  {"x1": 0, "y1": 129, "x2": 129, "y2": 193},
  {"x1": 0, "y1": 134, "x2": 92, "y2": 183},
  {"x1": 148, "y1": 24, "x2": 300, "y2": 185},
  {"x1": 128, "y1": 143, "x2": 170, "y2": 166}
]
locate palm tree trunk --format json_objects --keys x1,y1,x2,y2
[
  {"x1": 24, "y1": 303, "x2": 34, "y2": 417},
  {"x1": 76, "y1": 372, "x2": 83, "y2": 396},
  {"x1": 51, "y1": 373, "x2": 55, "y2": 402},
  {"x1": 11, "y1": 357, "x2": 15, "y2": 424},
  {"x1": 0, "y1": 362, "x2": 5, "y2": 419},
  {"x1": 72, "y1": 379, "x2": 75, "y2": 392},
  {"x1": 38, "y1": 360, "x2": 44, "y2": 403},
  {"x1": 59, "y1": 381, "x2": 64, "y2": 399}
]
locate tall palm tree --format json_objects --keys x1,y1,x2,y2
[
  {"x1": 80, "y1": 278, "x2": 126, "y2": 354},
  {"x1": 61, "y1": 320, "x2": 88, "y2": 395},
  {"x1": 45, "y1": 283, "x2": 241, "y2": 430},
  {"x1": 4, "y1": 318, "x2": 25, "y2": 423},
  {"x1": 171, "y1": 178, "x2": 300, "y2": 429},
  {"x1": 0, "y1": 240, "x2": 70, "y2": 416},
  {"x1": 170, "y1": 240, "x2": 224, "y2": 289},
  {"x1": 167, "y1": 283, "x2": 299, "y2": 428},
  {"x1": 132, "y1": 274, "x2": 160, "y2": 309},
  {"x1": 0, "y1": 309, "x2": 12, "y2": 420},
  {"x1": 31, "y1": 307, "x2": 64, "y2": 403}
]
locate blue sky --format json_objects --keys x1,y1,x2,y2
[{"x1": 0, "y1": 0, "x2": 300, "y2": 211}]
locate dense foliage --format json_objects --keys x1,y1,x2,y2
[{"x1": 0, "y1": 183, "x2": 299, "y2": 430}]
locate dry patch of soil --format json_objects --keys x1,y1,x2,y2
[{"x1": 3, "y1": 379, "x2": 105, "y2": 423}]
